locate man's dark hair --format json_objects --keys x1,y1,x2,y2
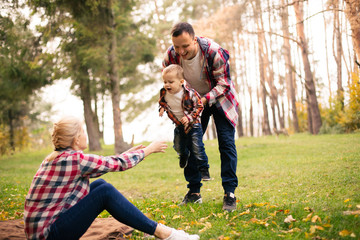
[{"x1": 171, "y1": 22, "x2": 195, "y2": 38}]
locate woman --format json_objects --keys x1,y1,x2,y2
[{"x1": 24, "y1": 116, "x2": 199, "y2": 240}]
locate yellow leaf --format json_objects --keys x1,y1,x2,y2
[
  {"x1": 311, "y1": 215, "x2": 321, "y2": 223},
  {"x1": 158, "y1": 220, "x2": 166, "y2": 225},
  {"x1": 339, "y1": 229, "x2": 351, "y2": 237},
  {"x1": 239, "y1": 209, "x2": 250, "y2": 216},
  {"x1": 172, "y1": 215, "x2": 183, "y2": 219},
  {"x1": 304, "y1": 207, "x2": 313, "y2": 212},
  {"x1": 322, "y1": 223, "x2": 332, "y2": 228},
  {"x1": 189, "y1": 206, "x2": 195, "y2": 213},
  {"x1": 344, "y1": 199, "x2": 351, "y2": 203},
  {"x1": 302, "y1": 213, "x2": 313, "y2": 222},
  {"x1": 230, "y1": 230, "x2": 241, "y2": 236},
  {"x1": 284, "y1": 209, "x2": 290, "y2": 214}
]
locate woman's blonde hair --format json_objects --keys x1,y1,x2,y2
[{"x1": 46, "y1": 116, "x2": 83, "y2": 161}]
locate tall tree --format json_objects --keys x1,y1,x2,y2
[
  {"x1": 280, "y1": 0, "x2": 299, "y2": 132},
  {"x1": 333, "y1": 0, "x2": 344, "y2": 108},
  {"x1": 344, "y1": 0, "x2": 360, "y2": 68},
  {"x1": 253, "y1": 0, "x2": 271, "y2": 135},
  {"x1": 0, "y1": 14, "x2": 53, "y2": 151},
  {"x1": 293, "y1": 1, "x2": 322, "y2": 134}
]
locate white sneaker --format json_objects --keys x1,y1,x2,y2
[{"x1": 156, "y1": 224, "x2": 200, "y2": 240}]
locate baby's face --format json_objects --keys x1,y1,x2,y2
[{"x1": 163, "y1": 71, "x2": 183, "y2": 94}]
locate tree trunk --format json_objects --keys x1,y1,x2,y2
[
  {"x1": 254, "y1": 0, "x2": 271, "y2": 135},
  {"x1": 281, "y1": 0, "x2": 299, "y2": 132},
  {"x1": 294, "y1": 1, "x2": 322, "y2": 134},
  {"x1": 249, "y1": 91, "x2": 254, "y2": 137},
  {"x1": 333, "y1": 0, "x2": 344, "y2": 108},
  {"x1": 237, "y1": 106, "x2": 244, "y2": 137},
  {"x1": 8, "y1": 109, "x2": 15, "y2": 151},
  {"x1": 79, "y1": 68, "x2": 102, "y2": 151},
  {"x1": 322, "y1": 0, "x2": 332, "y2": 100},
  {"x1": 344, "y1": 0, "x2": 360, "y2": 67},
  {"x1": 107, "y1": 0, "x2": 129, "y2": 154}
]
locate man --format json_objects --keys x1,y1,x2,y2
[{"x1": 163, "y1": 22, "x2": 239, "y2": 211}]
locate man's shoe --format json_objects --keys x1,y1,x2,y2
[
  {"x1": 179, "y1": 153, "x2": 189, "y2": 168},
  {"x1": 179, "y1": 191, "x2": 202, "y2": 205},
  {"x1": 200, "y1": 168, "x2": 211, "y2": 181},
  {"x1": 223, "y1": 192, "x2": 236, "y2": 212}
]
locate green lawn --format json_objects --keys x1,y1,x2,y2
[{"x1": 0, "y1": 133, "x2": 359, "y2": 239}]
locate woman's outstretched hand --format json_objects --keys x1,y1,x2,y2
[{"x1": 143, "y1": 141, "x2": 168, "y2": 157}]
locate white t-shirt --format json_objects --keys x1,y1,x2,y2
[
  {"x1": 164, "y1": 88, "x2": 184, "y2": 121},
  {"x1": 182, "y1": 48, "x2": 210, "y2": 96}
]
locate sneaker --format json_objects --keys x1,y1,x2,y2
[
  {"x1": 179, "y1": 153, "x2": 190, "y2": 168},
  {"x1": 156, "y1": 224, "x2": 199, "y2": 240},
  {"x1": 199, "y1": 168, "x2": 211, "y2": 181},
  {"x1": 179, "y1": 191, "x2": 202, "y2": 205},
  {"x1": 223, "y1": 192, "x2": 236, "y2": 212}
]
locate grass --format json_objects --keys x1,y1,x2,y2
[{"x1": 0, "y1": 133, "x2": 359, "y2": 239}]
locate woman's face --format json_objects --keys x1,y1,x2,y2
[{"x1": 74, "y1": 127, "x2": 88, "y2": 151}]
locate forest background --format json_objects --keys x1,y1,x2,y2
[{"x1": 1, "y1": 0, "x2": 360, "y2": 155}]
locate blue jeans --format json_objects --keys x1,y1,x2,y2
[
  {"x1": 47, "y1": 179, "x2": 157, "y2": 240},
  {"x1": 173, "y1": 123, "x2": 209, "y2": 170},
  {"x1": 184, "y1": 105, "x2": 238, "y2": 194}
]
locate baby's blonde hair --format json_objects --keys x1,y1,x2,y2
[
  {"x1": 46, "y1": 116, "x2": 83, "y2": 161},
  {"x1": 162, "y1": 64, "x2": 184, "y2": 80}
]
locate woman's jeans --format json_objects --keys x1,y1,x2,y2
[
  {"x1": 173, "y1": 123, "x2": 209, "y2": 170},
  {"x1": 47, "y1": 179, "x2": 157, "y2": 240}
]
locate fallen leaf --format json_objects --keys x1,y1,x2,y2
[
  {"x1": 199, "y1": 222, "x2": 212, "y2": 233},
  {"x1": 239, "y1": 209, "x2": 250, "y2": 216},
  {"x1": 158, "y1": 220, "x2": 166, "y2": 225},
  {"x1": 339, "y1": 229, "x2": 351, "y2": 237},
  {"x1": 311, "y1": 215, "x2": 321, "y2": 223},
  {"x1": 218, "y1": 236, "x2": 230, "y2": 240},
  {"x1": 189, "y1": 206, "x2": 195, "y2": 213},
  {"x1": 304, "y1": 207, "x2": 313, "y2": 212},
  {"x1": 284, "y1": 215, "x2": 296, "y2": 223},
  {"x1": 343, "y1": 210, "x2": 360, "y2": 215},
  {"x1": 172, "y1": 215, "x2": 183, "y2": 219},
  {"x1": 279, "y1": 228, "x2": 301, "y2": 233},
  {"x1": 344, "y1": 199, "x2": 351, "y2": 203},
  {"x1": 302, "y1": 213, "x2": 313, "y2": 222}
]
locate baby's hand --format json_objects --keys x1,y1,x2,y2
[
  {"x1": 159, "y1": 108, "x2": 165, "y2": 117},
  {"x1": 180, "y1": 117, "x2": 189, "y2": 126}
]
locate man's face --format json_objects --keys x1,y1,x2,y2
[{"x1": 171, "y1": 32, "x2": 198, "y2": 60}]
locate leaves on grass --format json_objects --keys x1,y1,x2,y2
[
  {"x1": 339, "y1": 229, "x2": 356, "y2": 237},
  {"x1": 284, "y1": 215, "x2": 296, "y2": 223},
  {"x1": 343, "y1": 210, "x2": 360, "y2": 215}
]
